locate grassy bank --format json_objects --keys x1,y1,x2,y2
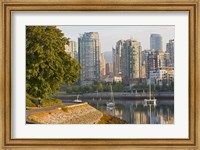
[{"x1": 26, "y1": 94, "x2": 62, "y2": 107}]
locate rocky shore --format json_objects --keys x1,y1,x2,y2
[{"x1": 27, "y1": 103, "x2": 127, "y2": 124}]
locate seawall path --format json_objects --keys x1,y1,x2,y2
[{"x1": 27, "y1": 103, "x2": 104, "y2": 124}]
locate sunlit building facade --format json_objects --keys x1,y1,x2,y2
[
  {"x1": 121, "y1": 39, "x2": 142, "y2": 83},
  {"x1": 65, "y1": 40, "x2": 78, "y2": 60},
  {"x1": 100, "y1": 53, "x2": 106, "y2": 77}
]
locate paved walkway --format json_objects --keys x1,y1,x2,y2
[{"x1": 26, "y1": 103, "x2": 76, "y2": 116}]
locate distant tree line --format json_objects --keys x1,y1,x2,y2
[
  {"x1": 66, "y1": 81, "x2": 174, "y2": 94},
  {"x1": 66, "y1": 82, "x2": 125, "y2": 94}
]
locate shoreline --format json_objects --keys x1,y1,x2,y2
[
  {"x1": 52, "y1": 92, "x2": 174, "y2": 100},
  {"x1": 27, "y1": 103, "x2": 127, "y2": 124}
]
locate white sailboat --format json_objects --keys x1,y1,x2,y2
[
  {"x1": 106, "y1": 84, "x2": 115, "y2": 108},
  {"x1": 73, "y1": 95, "x2": 83, "y2": 103},
  {"x1": 144, "y1": 79, "x2": 157, "y2": 107}
]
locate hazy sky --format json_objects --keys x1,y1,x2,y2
[{"x1": 57, "y1": 26, "x2": 174, "y2": 52}]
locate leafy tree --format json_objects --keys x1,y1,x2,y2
[
  {"x1": 97, "y1": 82, "x2": 103, "y2": 92},
  {"x1": 113, "y1": 82, "x2": 124, "y2": 92},
  {"x1": 26, "y1": 26, "x2": 81, "y2": 98},
  {"x1": 103, "y1": 83, "x2": 111, "y2": 92}
]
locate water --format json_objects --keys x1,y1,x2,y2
[{"x1": 85, "y1": 99, "x2": 174, "y2": 124}]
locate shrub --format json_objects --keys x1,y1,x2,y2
[
  {"x1": 61, "y1": 106, "x2": 68, "y2": 112},
  {"x1": 26, "y1": 98, "x2": 36, "y2": 107}
]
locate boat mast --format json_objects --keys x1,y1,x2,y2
[
  {"x1": 149, "y1": 78, "x2": 151, "y2": 100},
  {"x1": 96, "y1": 89, "x2": 99, "y2": 108},
  {"x1": 110, "y1": 84, "x2": 114, "y2": 102}
]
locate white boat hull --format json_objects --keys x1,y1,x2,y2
[{"x1": 107, "y1": 102, "x2": 115, "y2": 107}]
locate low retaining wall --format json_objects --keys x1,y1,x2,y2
[{"x1": 27, "y1": 103, "x2": 103, "y2": 124}]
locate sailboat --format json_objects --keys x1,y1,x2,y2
[
  {"x1": 106, "y1": 84, "x2": 115, "y2": 108},
  {"x1": 144, "y1": 78, "x2": 157, "y2": 107},
  {"x1": 73, "y1": 95, "x2": 83, "y2": 103}
]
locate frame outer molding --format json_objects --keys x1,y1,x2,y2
[{"x1": 0, "y1": 0, "x2": 200, "y2": 149}]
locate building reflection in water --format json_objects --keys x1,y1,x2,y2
[{"x1": 90, "y1": 99, "x2": 174, "y2": 124}]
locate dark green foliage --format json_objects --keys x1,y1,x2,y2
[
  {"x1": 26, "y1": 26, "x2": 81, "y2": 99},
  {"x1": 26, "y1": 98, "x2": 37, "y2": 107},
  {"x1": 26, "y1": 93, "x2": 38, "y2": 107},
  {"x1": 97, "y1": 81, "x2": 103, "y2": 92},
  {"x1": 112, "y1": 82, "x2": 124, "y2": 92},
  {"x1": 103, "y1": 83, "x2": 111, "y2": 92}
]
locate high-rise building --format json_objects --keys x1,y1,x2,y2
[
  {"x1": 150, "y1": 34, "x2": 163, "y2": 52},
  {"x1": 142, "y1": 49, "x2": 157, "y2": 79},
  {"x1": 100, "y1": 53, "x2": 106, "y2": 77},
  {"x1": 65, "y1": 41, "x2": 78, "y2": 60},
  {"x1": 78, "y1": 32, "x2": 101, "y2": 85},
  {"x1": 113, "y1": 40, "x2": 124, "y2": 77},
  {"x1": 157, "y1": 51, "x2": 171, "y2": 69},
  {"x1": 141, "y1": 61, "x2": 146, "y2": 78},
  {"x1": 166, "y1": 39, "x2": 174, "y2": 66},
  {"x1": 121, "y1": 39, "x2": 142, "y2": 83},
  {"x1": 112, "y1": 47, "x2": 116, "y2": 75}
]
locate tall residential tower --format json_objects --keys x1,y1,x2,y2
[
  {"x1": 78, "y1": 32, "x2": 101, "y2": 85},
  {"x1": 121, "y1": 39, "x2": 142, "y2": 83},
  {"x1": 113, "y1": 40, "x2": 124, "y2": 77},
  {"x1": 150, "y1": 34, "x2": 163, "y2": 52},
  {"x1": 166, "y1": 39, "x2": 174, "y2": 66}
]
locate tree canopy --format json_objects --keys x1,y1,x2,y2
[{"x1": 26, "y1": 26, "x2": 81, "y2": 98}]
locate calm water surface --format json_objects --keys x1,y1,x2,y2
[
  {"x1": 86, "y1": 99, "x2": 174, "y2": 124},
  {"x1": 63, "y1": 98, "x2": 174, "y2": 124}
]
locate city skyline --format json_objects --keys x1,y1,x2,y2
[{"x1": 58, "y1": 25, "x2": 175, "y2": 53}]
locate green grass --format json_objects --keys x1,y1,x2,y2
[
  {"x1": 26, "y1": 93, "x2": 62, "y2": 107},
  {"x1": 41, "y1": 98, "x2": 62, "y2": 107}
]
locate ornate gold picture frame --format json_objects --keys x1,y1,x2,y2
[{"x1": 0, "y1": 0, "x2": 199, "y2": 149}]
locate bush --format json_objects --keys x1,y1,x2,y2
[
  {"x1": 26, "y1": 94, "x2": 38, "y2": 107},
  {"x1": 26, "y1": 98, "x2": 37, "y2": 107},
  {"x1": 61, "y1": 106, "x2": 68, "y2": 112}
]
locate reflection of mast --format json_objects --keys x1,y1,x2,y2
[
  {"x1": 111, "y1": 85, "x2": 114, "y2": 102},
  {"x1": 106, "y1": 84, "x2": 115, "y2": 107},
  {"x1": 167, "y1": 108, "x2": 169, "y2": 121}
]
